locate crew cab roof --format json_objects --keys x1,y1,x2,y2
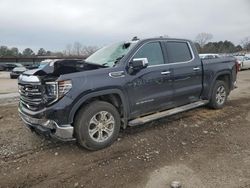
[{"x1": 138, "y1": 37, "x2": 192, "y2": 43}]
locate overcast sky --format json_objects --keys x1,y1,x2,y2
[{"x1": 0, "y1": 0, "x2": 249, "y2": 52}]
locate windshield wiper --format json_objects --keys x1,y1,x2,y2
[
  {"x1": 83, "y1": 61, "x2": 108, "y2": 67},
  {"x1": 102, "y1": 63, "x2": 108, "y2": 66}
]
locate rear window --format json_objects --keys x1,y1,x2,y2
[{"x1": 166, "y1": 42, "x2": 192, "y2": 63}]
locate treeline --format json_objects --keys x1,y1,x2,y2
[
  {"x1": 1, "y1": 34, "x2": 250, "y2": 57},
  {"x1": 0, "y1": 42, "x2": 98, "y2": 57},
  {"x1": 194, "y1": 33, "x2": 250, "y2": 54},
  {"x1": 195, "y1": 41, "x2": 243, "y2": 53},
  {"x1": 64, "y1": 42, "x2": 98, "y2": 57},
  {"x1": 0, "y1": 46, "x2": 58, "y2": 57}
]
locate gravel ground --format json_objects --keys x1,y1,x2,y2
[
  {"x1": 0, "y1": 71, "x2": 18, "y2": 94},
  {"x1": 0, "y1": 70, "x2": 250, "y2": 188}
]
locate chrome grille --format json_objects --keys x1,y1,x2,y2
[{"x1": 18, "y1": 84, "x2": 44, "y2": 111}]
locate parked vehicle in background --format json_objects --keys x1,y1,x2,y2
[
  {"x1": 18, "y1": 37, "x2": 238, "y2": 150},
  {"x1": 199, "y1": 53, "x2": 219, "y2": 59},
  {"x1": 25, "y1": 63, "x2": 39, "y2": 70},
  {"x1": 38, "y1": 59, "x2": 54, "y2": 69},
  {"x1": 10, "y1": 65, "x2": 27, "y2": 79},
  {"x1": 235, "y1": 56, "x2": 250, "y2": 70},
  {"x1": 1, "y1": 63, "x2": 23, "y2": 71},
  {"x1": 0, "y1": 62, "x2": 39, "y2": 71},
  {"x1": 0, "y1": 64, "x2": 5, "y2": 71}
]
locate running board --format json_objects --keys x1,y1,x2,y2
[{"x1": 128, "y1": 100, "x2": 209, "y2": 126}]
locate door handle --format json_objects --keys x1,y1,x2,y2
[
  {"x1": 161, "y1": 71, "x2": 171, "y2": 75},
  {"x1": 193, "y1": 67, "x2": 200, "y2": 71}
]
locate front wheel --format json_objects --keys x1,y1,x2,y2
[
  {"x1": 74, "y1": 101, "x2": 121, "y2": 150},
  {"x1": 209, "y1": 80, "x2": 228, "y2": 109}
]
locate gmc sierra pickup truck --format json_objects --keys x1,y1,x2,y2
[{"x1": 18, "y1": 37, "x2": 238, "y2": 150}]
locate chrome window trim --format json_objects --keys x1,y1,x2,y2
[{"x1": 128, "y1": 40, "x2": 195, "y2": 68}]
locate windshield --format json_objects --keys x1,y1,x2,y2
[{"x1": 85, "y1": 41, "x2": 136, "y2": 67}]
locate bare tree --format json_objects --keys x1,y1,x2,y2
[
  {"x1": 65, "y1": 44, "x2": 72, "y2": 56},
  {"x1": 64, "y1": 42, "x2": 98, "y2": 57},
  {"x1": 73, "y1": 42, "x2": 82, "y2": 56},
  {"x1": 241, "y1": 36, "x2": 250, "y2": 51},
  {"x1": 195, "y1": 33, "x2": 213, "y2": 48},
  {"x1": 81, "y1": 46, "x2": 99, "y2": 57}
]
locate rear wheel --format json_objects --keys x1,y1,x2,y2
[
  {"x1": 74, "y1": 101, "x2": 121, "y2": 150},
  {"x1": 209, "y1": 80, "x2": 228, "y2": 109}
]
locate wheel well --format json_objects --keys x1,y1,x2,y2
[
  {"x1": 73, "y1": 93, "x2": 126, "y2": 128},
  {"x1": 216, "y1": 74, "x2": 230, "y2": 90}
]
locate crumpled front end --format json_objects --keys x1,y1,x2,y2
[{"x1": 18, "y1": 73, "x2": 75, "y2": 141}]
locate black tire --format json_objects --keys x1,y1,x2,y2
[
  {"x1": 209, "y1": 80, "x2": 228, "y2": 109},
  {"x1": 74, "y1": 101, "x2": 121, "y2": 150}
]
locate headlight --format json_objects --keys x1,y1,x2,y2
[
  {"x1": 58, "y1": 80, "x2": 72, "y2": 98},
  {"x1": 45, "y1": 80, "x2": 72, "y2": 105}
]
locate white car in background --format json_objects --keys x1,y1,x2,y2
[
  {"x1": 10, "y1": 64, "x2": 27, "y2": 79},
  {"x1": 235, "y1": 56, "x2": 250, "y2": 70},
  {"x1": 199, "y1": 53, "x2": 219, "y2": 59},
  {"x1": 245, "y1": 54, "x2": 250, "y2": 58}
]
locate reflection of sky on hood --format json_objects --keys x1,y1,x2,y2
[{"x1": 0, "y1": 0, "x2": 249, "y2": 52}]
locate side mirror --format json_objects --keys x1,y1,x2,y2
[{"x1": 128, "y1": 58, "x2": 148, "y2": 74}]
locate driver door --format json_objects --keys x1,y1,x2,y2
[{"x1": 125, "y1": 42, "x2": 174, "y2": 117}]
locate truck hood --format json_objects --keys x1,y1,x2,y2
[{"x1": 22, "y1": 59, "x2": 107, "y2": 77}]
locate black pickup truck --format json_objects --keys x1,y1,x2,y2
[{"x1": 18, "y1": 37, "x2": 238, "y2": 150}]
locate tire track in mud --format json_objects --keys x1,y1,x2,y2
[
  {"x1": 1, "y1": 98, "x2": 248, "y2": 163},
  {"x1": 1, "y1": 98, "x2": 250, "y2": 188},
  {"x1": 9, "y1": 148, "x2": 131, "y2": 188},
  {"x1": 246, "y1": 112, "x2": 250, "y2": 122}
]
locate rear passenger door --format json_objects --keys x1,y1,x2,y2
[{"x1": 163, "y1": 41, "x2": 203, "y2": 106}]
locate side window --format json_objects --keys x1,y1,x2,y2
[
  {"x1": 166, "y1": 42, "x2": 192, "y2": 63},
  {"x1": 133, "y1": 42, "x2": 164, "y2": 66}
]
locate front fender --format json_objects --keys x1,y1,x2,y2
[{"x1": 69, "y1": 89, "x2": 129, "y2": 126}]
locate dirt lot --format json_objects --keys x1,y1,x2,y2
[
  {"x1": 0, "y1": 71, "x2": 18, "y2": 94},
  {"x1": 0, "y1": 71, "x2": 250, "y2": 188}
]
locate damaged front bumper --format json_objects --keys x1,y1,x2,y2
[{"x1": 18, "y1": 109, "x2": 75, "y2": 141}]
